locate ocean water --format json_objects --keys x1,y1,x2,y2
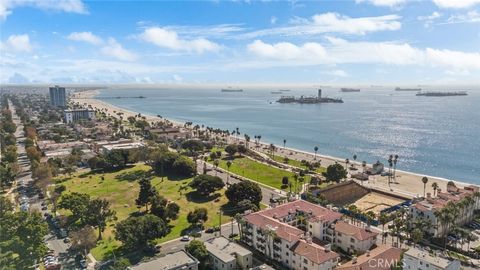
[{"x1": 97, "y1": 87, "x2": 480, "y2": 184}]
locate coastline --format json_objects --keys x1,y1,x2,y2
[{"x1": 72, "y1": 89, "x2": 476, "y2": 199}]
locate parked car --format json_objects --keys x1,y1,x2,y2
[
  {"x1": 63, "y1": 237, "x2": 71, "y2": 243},
  {"x1": 180, "y1": 235, "x2": 190, "y2": 242}
]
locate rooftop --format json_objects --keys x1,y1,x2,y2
[
  {"x1": 260, "y1": 200, "x2": 342, "y2": 223},
  {"x1": 337, "y1": 245, "x2": 402, "y2": 270},
  {"x1": 244, "y1": 213, "x2": 304, "y2": 242},
  {"x1": 404, "y1": 247, "x2": 457, "y2": 268},
  {"x1": 130, "y1": 250, "x2": 198, "y2": 270},
  {"x1": 334, "y1": 221, "x2": 378, "y2": 241},
  {"x1": 205, "y1": 237, "x2": 251, "y2": 263},
  {"x1": 290, "y1": 239, "x2": 339, "y2": 265}
]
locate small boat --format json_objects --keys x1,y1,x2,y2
[
  {"x1": 395, "y1": 87, "x2": 421, "y2": 91},
  {"x1": 221, "y1": 87, "x2": 243, "y2": 92},
  {"x1": 416, "y1": 91, "x2": 468, "y2": 97},
  {"x1": 271, "y1": 91, "x2": 283, "y2": 94},
  {"x1": 340, "y1": 88, "x2": 360, "y2": 92}
]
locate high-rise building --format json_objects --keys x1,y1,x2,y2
[{"x1": 49, "y1": 85, "x2": 66, "y2": 107}]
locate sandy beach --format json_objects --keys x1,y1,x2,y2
[{"x1": 72, "y1": 89, "x2": 475, "y2": 200}]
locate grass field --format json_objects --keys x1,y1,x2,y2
[
  {"x1": 271, "y1": 154, "x2": 326, "y2": 174},
  {"x1": 58, "y1": 164, "x2": 233, "y2": 261},
  {"x1": 215, "y1": 156, "x2": 309, "y2": 191}
]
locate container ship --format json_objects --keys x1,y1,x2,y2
[
  {"x1": 340, "y1": 88, "x2": 360, "y2": 92},
  {"x1": 277, "y1": 89, "x2": 343, "y2": 104},
  {"x1": 416, "y1": 91, "x2": 467, "y2": 97},
  {"x1": 395, "y1": 87, "x2": 421, "y2": 91},
  {"x1": 221, "y1": 87, "x2": 243, "y2": 92}
]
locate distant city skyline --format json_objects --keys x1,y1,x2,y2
[{"x1": 1, "y1": 0, "x2": 480, "y2": 85}]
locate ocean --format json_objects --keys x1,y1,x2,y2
[{"x1": 97, "y1": 87, "x2": 480, "y2": 185}]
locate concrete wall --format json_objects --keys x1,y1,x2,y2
[{"x1": 316, "y1": 181, "x2": 370, "y2": 206}]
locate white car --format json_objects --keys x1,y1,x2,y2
[{"x1": 180, "y1": 236, "x2": 190, "y2": 241}]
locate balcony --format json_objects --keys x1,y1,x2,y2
[{"x1": 256, "y1": 237, "x2": 266, "y2": 243}]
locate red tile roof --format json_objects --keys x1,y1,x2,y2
[
  {"x1": 260, "y1": 200, "x2": 342, "y2": 223},
  {"x1": 334, "y1": 221, "x2": 378, "y2": 241},
  {"x1": 290, "y1": 240, "x2": 339, "y2": 265},
  {"x1": 244, "y1": 213, "x2": 304, "y2": 243},
  {"x1": 336, "y1": 245, "x2": 402, "y2": 270}
]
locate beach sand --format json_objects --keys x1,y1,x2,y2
[{"x1": 72, "y1": 89, "x2": 475, "y2": 200}]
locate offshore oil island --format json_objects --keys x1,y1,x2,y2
[{"x1": 277, "y1": 89, "x2": 343, "y2": 104}]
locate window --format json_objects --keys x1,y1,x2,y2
[
  {"x1": 303, "y1": 267, "x2": 308, "y2": 270},
  {"x1": 286, "y1": 244, "x2": 289, "y2": 248},
  {"x1": 338, "y1": 232, "x2": 342, "y2": 237},
  {"x1": 286, "y1": 252, "x2": 289, "y2": 256},
  {"x1": 310, "y1": 225, "x2": 313, "y2": 229},
  {"x1": 350, "y1": 238, "x2": 355, "y2": 243},
  {"x1": 304, "y1": 259, "x2": 308, "y2": 264}
]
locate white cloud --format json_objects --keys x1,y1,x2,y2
[
  {"x1": 417, "y1": 11, "x2": 442, "y2": 27},
  {"x1": 239, "y1": 13, "x2": 401, "y2": 38},
  {"x1": 67, "y1": 31, "x2": 103, "y2": 45},
  {"x1": 0, "y1": 0, "x2": 87, "y2": 20},
  {"x1": 246, "y1": 38, "x2": 480, "y2": 71},
  {"x1": 446, "y1": 10, "x2": 480, "y2": 23},
  {"x1": 1, "y1": 34, "x2": 32, "y2": 52},
  {"x1": 100, "y1": 38, "x2": 137, "y2": 61},
  {"x1": 247, "y1": 40, "x2": 326, "y2": 61},
  {"x1": 324, "y1": 69, "x2": 348, "y2": 77},
  {"x1": 270, "y1": 16, "x2": 277, "y2": 24},
  {"x1": 355, "y1": 0, "x2": 405, "y2": 7},
  {"x1": 139, "y1": 27, "x2": 220, "y2": 53},
  {"x1": 433, "y1": 0, "x2": 480, "y2": 9}
]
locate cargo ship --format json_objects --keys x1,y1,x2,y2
[
  {"x1": 416, "y1": 91, "x2": 467, "y2": 97},
  {"x1": 271, "y1": 91, "x2": 283, "y2": 94},
  {"x1": 395, "y1": 87, "x2": 421, "y2": 91},
  {"x1": 340, "y1": 88, "x2": 360, "y2": 92},
  {"x1": 277, "y1": 89, "x2": 343, "y2": 104},
  {"x1": 221, "y1": 87, "x2": 243, "y2": 92}
]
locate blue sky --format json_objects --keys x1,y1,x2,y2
[{"x1": 1, "y1": 0, "x2": 480, "y2": 85}]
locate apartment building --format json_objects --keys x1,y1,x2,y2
[
  {"x1": 403, "y1": 247, "x2": 460, "y2": 270},
  {"x1": 241, "y1": 200, "x2": 342, "y2": 270},
  {"x1": 329, "y1": 221, "x2": 378, "y2": 255},
  {"x1": 205, "y1": 237, "x2": 252, "y2": 270},
  {"x1": 410, "y1": 184, "x2": 480, "y2": 237},
  {"x1": 336, "y1": 244, "x2": 402, "y2": 270}
]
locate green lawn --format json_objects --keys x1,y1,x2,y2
[
  {"x1": 215, "y1": 156, "x2": 309, "y2": 191},
  {"x1": 57, "y1": 164, "x2": 233, "y2": 261},
  {"x1": 271, "y1": 154, "x2": 326, "y2": 174}
]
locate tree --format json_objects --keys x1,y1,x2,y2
[
  {"x1": 237, "y1": 144, "x2": 247, "y2": 155},
  {"x1": 283, "y1": 139, "x2": 287, "y2": 149},
  {"x1": 136, "y1": 178, "x2": 157, "y2": 211},
  {"x1": 185, "y1": 240, "x2": 209, "y2": 270},
  {"x1": 189, "y1": 174, "x2": 225, "y2": 196},
  {"x1": 172, "y1": 155, "x2": 196, "y2": 176},
  {"x1": 421, "y1": 176, "x2": 429, "y2": 197},
  {"x1": 322, "y1": 163, "x2": 347, "y2": 183},
  {"x1": 115, "y1": 214, "x2": 168, "y2": 250},
  {"x1": 281, "y1": 176, "x2": 289, "y2": 187},
  {"x1": 70, "y1": 226, "x2": 97, "y2": 255},
  {"x1": 187, "y1": 208, "x2": 208, "y2": 227},
  {"x1": 0, "y1": 210, "x2": 49, "y2": 269},
  {"x1": 86, "y1": 198, "x2": 117, "y2": 239},
  {"x1": 58, "y1": 192, "x2": 91, "y2": 225},
  {"x1": 314, "y1": 146, "x2": 319, "y2": 159},
  {"x1": 225, "y1": 181, "x2": 262, "y2": 206},
  {"x1": 181, "y1": 139, "x2": 204, "y2": 154},
  {"x1": 165, "y1": 202, "x2": 180, "y2": 220},
  {"x1": 432, "y1": 182, "x2": 439, "y2": 197},
  {"x1": 225, "y1": 144, "x2": 238, "y2": 157},
  {"x1": 150, "y1": 194, "x2": 170, "y2": 220}
]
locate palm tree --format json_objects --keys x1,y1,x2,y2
[
  {"x1": 378, "y1": 213, "x2": 389, "y2": 244},
  {"x1": 353, "y1": 154, "x2": 357, "y2": 162},
  {"x1": 283, "y1": 139, "x2": 287, "y2": 149},
  {"x1": 421, "y1": 177, "x2": 429, "y2": 197},
  {"x1": 244, "y1": 134, "x2": 250, "y2": 148},
  {"x1": 431, "y1": 182, "x2": 439, "y2": 197},
  {"x1": 313, "y1": 146, "x2": 319, "y2": 160},
  {"x1": 213, "y1": 160, "x2": 220, "y2": 176},
  {"x1": 235, "y1": 213, "x2": 245, "y2": 240},
  {"x1": 226, "y1": 161, "x2": 232, "y2": 185},
  {"x1": 362, "y1": 161, "x2": 367, "y2": 174},
  {"x1": 387, "y1": 155, "x2": 393, "y2": 186},
  {"x1": 345, "y1": 158, "x2": 350, "y2": 170},
  {"x1": 293, "y1": 174, "x2": 299, "y2": 196},
  {"x1": 393, "y1": 155, "x2": 399, "y2": 182}
]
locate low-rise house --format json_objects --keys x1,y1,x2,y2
[
  {"x1": 146, "y1": 127, "x2": 190, "y2": 141},
  {"x1": 38, "y1": 140, "x2": 88, "y2": 152},
  {"x1": 410, "y1": 184, "x2": 480, "y2": 237},
  {"x1": 130, "y1": 250, "x2": 199, "y2": 270},
  {"x1": 205, "y1": 237, "x2": 252, "y2": 270},
  {"x1": 336, "y1": 245, "x2": 402, "y2": 270},
  {"x1": 329, "y1": 221, "x2": 378, "y2": 255},
  {"x1": 92, "y1": 139, "x2": 144, "y2": 153},
  {"x1": 403, "y1": 247, "x2": 460, "y2": 270}
]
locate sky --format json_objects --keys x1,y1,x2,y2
[{"x1": 1, "y1": 0, "x2": 480, "y2": 85}]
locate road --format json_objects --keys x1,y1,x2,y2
[{"x1": 8, "y1": 100, "x2": 78, "y2": 269}]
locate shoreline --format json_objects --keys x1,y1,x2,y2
[{"x1": 72, "y1": 89, "x2": 477, "y2": 198}]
